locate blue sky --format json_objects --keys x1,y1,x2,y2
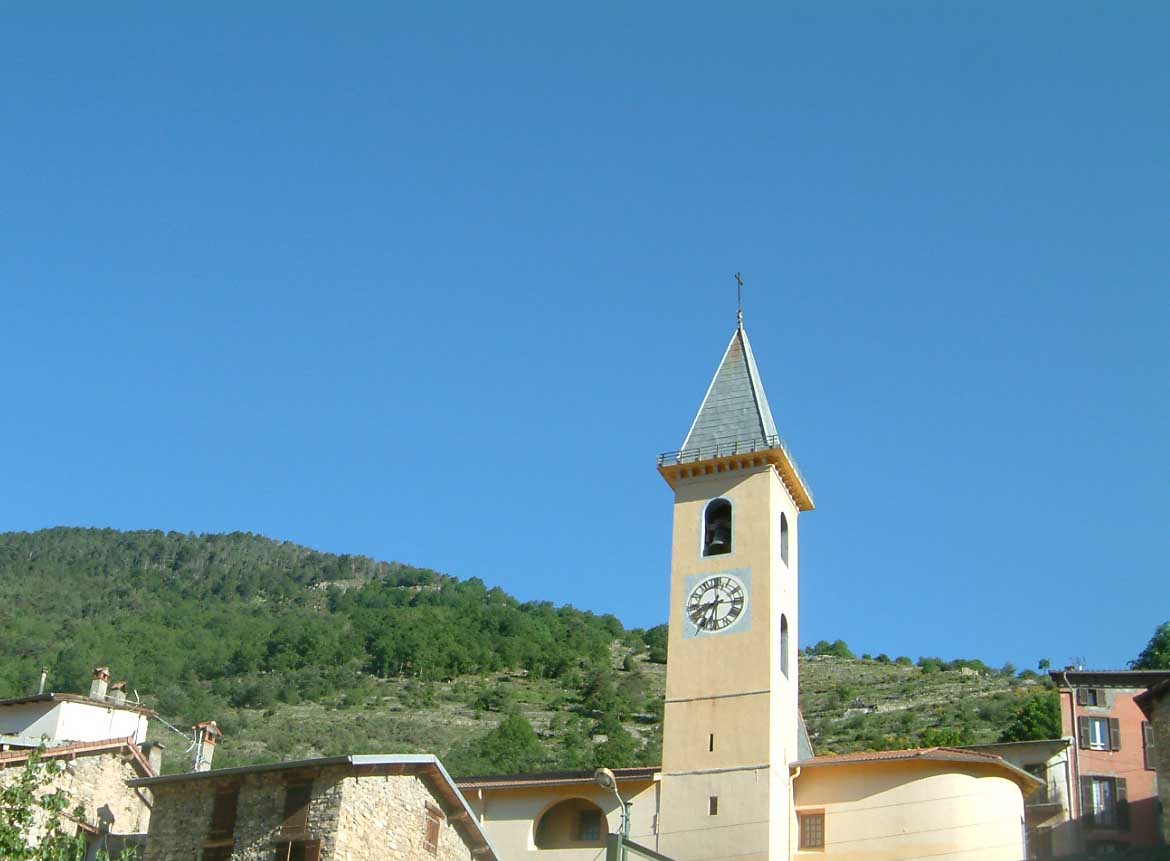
[{"x1": 3, "y1": 4, "x2": 1167, "y2": 670}]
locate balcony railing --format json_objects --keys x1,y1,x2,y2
[
  {"x1": 658, "y1": 434, "x2": 808, "y2": 488},
  {"x1": 1026, "y1": 785, "x2": 1057, "y2": 807}
]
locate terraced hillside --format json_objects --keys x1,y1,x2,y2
[{"x1": 0, "y1": 528, "x2": 1052, "y2": 775}]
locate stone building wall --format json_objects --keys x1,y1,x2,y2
[
  {"x1": 144, "y1": 769, "x2": 345, "y2": 861},
  {"x1": 0, "y1": 749, "x2": 150, "y2": 841},
  {"x1": 142, "y1": 781, "x2": 212, "y2": 861},
  {"x1": 334, "y1": 773, "x2": 474, "y2": 861},
  {"x1": 144, "y1": 766, "x2": 478, "y2": 861}
]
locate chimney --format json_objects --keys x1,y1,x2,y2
[
  {"x1": 140, "y1": 741, "x2": 165, "y2": 775},
  {"x1": 192, "y1": 721, "x2": 223, "y2": 772},
  {"x1": 89, "y1": 667, "x2": 110, "y2": 701},
  {"x1": 110, "y1": 680, "x2": 127, "y2": 706},
  {"x1": 37, "y1": 668, "x2": 48, "y2": 695}
]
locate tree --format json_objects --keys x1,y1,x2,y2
[
  {"x1": 1037, "y1": 658, "x2": 1051, "y2": 671},
  {"x1": 443, "y1": 713, "x2": 547, "y2": 776},
  {"x1": 921, "y1": 726, "x2": 971, "y2": 747},
  {"x1": 591, "y1": 713, "x2": 640, "y2": 769},
  {"x1": 810, "y1": 640, "x2": 855, "y2": 659},
  {"x1": 0, "y1": 746, "x2": 134, "y2": 861},
  {"x1": 999, "y1": 693, "x2": 1061, "y2": 742},
  {"x1": 643, "y1": 625, "x2": 668, "y2": 664},
  {"x1": 1131, "y1": 621, "x2": 1170, "y2": 670}
]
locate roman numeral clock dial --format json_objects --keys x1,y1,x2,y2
[{"x1": 686, "y1": 573, "x2": 748, "y2": 634}]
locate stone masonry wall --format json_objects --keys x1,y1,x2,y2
[
  {"x1": 144, "y1": 766, "x2": 478, "y2": 861},
  {"x1": 145, "y1": 769, "x2": 344, "y2": 861},
  {"x1": 0, "y1": 750, "x2": 150, "y2": 841},
  {"x1": 333, "y1": 773, "x2": 474, "y2": 861},
  {"x1": 143, "y1": 781, "x2": 211, "y2": 861}
]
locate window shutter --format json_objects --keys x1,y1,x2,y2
[
  {"x1": 1077, "y1": 688, "x2": 1089, "y2": 706},
  {"x1": 283, "y1": 782, "x2": 312, "y2": 834},
  {"x1": 1115, "y1": 778, "x2": 1129, "y2": 829},
  {"x1": 1079, "y1": 776, "x2": 1094, "y2": 827},
  {"x1": 1108, "y1": 718, "x2": 1121, "y2": 751},
  {"x1": 1078, "y1": 717, "x2": 1091, "y2": 749},
  {"x1": 1143, "y1": 722, "x2": 1155, "y2": 770},
  {"x1": 209, "y1": 788, "x2": 238, "y2": 839},
  {"x1": 304, "y1": 841, "x2": 322, "y2": 861},
  {"x1": 424, "y1": 805, "x2": 442, "y2": 854}
]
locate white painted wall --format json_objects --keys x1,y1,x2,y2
[
  {"x1": 57, "y1": 701, "x2": 148, "y2": 743},
  {"x1": 0, "y1": 702, "x2": 61, "y2": 740},
  {"x1": 0, "y1": 700, "x2": 148, "y2": 744}
]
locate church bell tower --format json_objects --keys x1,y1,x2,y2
[{"x1": 656, "y1": 315, "x2": 814, "y2": 861}]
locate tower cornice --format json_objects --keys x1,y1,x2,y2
[{"x1": 656, "y1": 443, "x2": 814, "y2": 511}]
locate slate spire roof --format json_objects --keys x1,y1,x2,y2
[{"x1": 682, "y1": 321, "x2": 779, "y2": 454}]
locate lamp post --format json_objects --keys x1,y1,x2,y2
[{"x1": 594, "y1": 768, "x2": 630, "y2": 861}]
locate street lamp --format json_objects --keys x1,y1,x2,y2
[{"x1": 594, "y1": 767, "x2": 630, "y2": 861}]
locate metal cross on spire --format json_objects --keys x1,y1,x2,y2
[{"x1": 735, "y1": 272, "x2": 744, "y2": 326}]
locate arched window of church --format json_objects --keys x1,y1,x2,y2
[
  {"x1": 702, "y1": 499, "x2": 732, "y2": 557},
  {"x1": 534, "y1": 798, "x2": 607, "y2": 849},
  {"x1": 780, "y1": 512, "x2": 790, "y2": 566},
  {"x1": 780, "y1": 615, "x2": 790, "y2": 678}
]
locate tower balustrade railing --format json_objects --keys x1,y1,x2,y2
[{"x1": 657, "y1": 433, "x2": 808, "y2": 489}]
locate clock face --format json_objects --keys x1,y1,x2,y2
[{"x1": 686, "y1": 574, "x2": 747, "y2": 633}]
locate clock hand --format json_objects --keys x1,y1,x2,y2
[{"x1": 702, "y1": 598, "x2": 721, "y2": 625}]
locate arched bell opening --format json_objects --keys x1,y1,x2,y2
[{"x1": 703, "y1": 498, "x2": 733, "y2": 557}]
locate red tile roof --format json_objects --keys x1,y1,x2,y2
[
  {"x1": 456, "y1": 765, "x2": 658, "y2": 791},
  {"x1": 794, "y1": 747, "x2": 1042, "y2": 793},
  {"x1": 0, "y1": 736, "x2": 155, "y2": 778},
  {"x1": 799, "y1": 746, "x2": 1000, "y2": 765}
]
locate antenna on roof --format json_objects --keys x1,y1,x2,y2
[{"x1": 735, "y1": 272, "x2": 744, "y2": 327}]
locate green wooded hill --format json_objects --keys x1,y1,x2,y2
[{"x1": 0, "y1": 528, "x2": 1053, "y2": 775}]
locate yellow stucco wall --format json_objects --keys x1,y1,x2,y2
[
  {"x1": 463, "y1": 780, "x2": 658, "y2": 861},
  {"x1": 793, "y1": 762, "x2": 1027, "y2": 861},
  {"x1": 660, "y1": 463, "x2": 802, "y2": 861}
]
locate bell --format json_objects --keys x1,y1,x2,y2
[{"x1": 708, "y1": 526, "x2": 731, "y2": 551}]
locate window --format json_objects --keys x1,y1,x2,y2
[
  {"x1": 780, "y1": 615, "x2": 790, "y2": 678},
  {"x1": 1077, "y1": 688, "x2": 1106, "y2": 707},
  {"x1": 780, "y1": 512, "x2": 789, "y2": 565},
  {"x1": 1079, "y1": 717, "x2": 1120, "y2": 751},
  {"x1": 1143, "y1": 721, "x2": 1155, "y2": 770},
  {"x1": 535, "y1": 799, "x2": 606, "y2": 849},
  {"x1": 708, "y1": 733, "x2": 715, "y2": 752},
  {"x1": 703, "y1": 499, "x2": 732, "y2": 556},
  {"x1": 282, "y1": 781, "x2": 313, "y2": 834},
  {"x1": 424, "y1": 803, "x2": 443, "y2": 854},
  {"x1": 708, "y1": 796, "x2": 718, "y2": 816},
  {"x1": 577, "y1": 810, "x2": 602, "y2": 841},
  {"x1": 1080, "y1": 776, "x2": 1128, "y2": 830},
  {"x1": 798, "y1": 811, "x2": 825, "y2": 849},
  {"x1": 273, "y1": 841, "x2": 321, "y2": 861},
  {"x1": 208, "y1": 787, "x2": 239, "y2": 840}
]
